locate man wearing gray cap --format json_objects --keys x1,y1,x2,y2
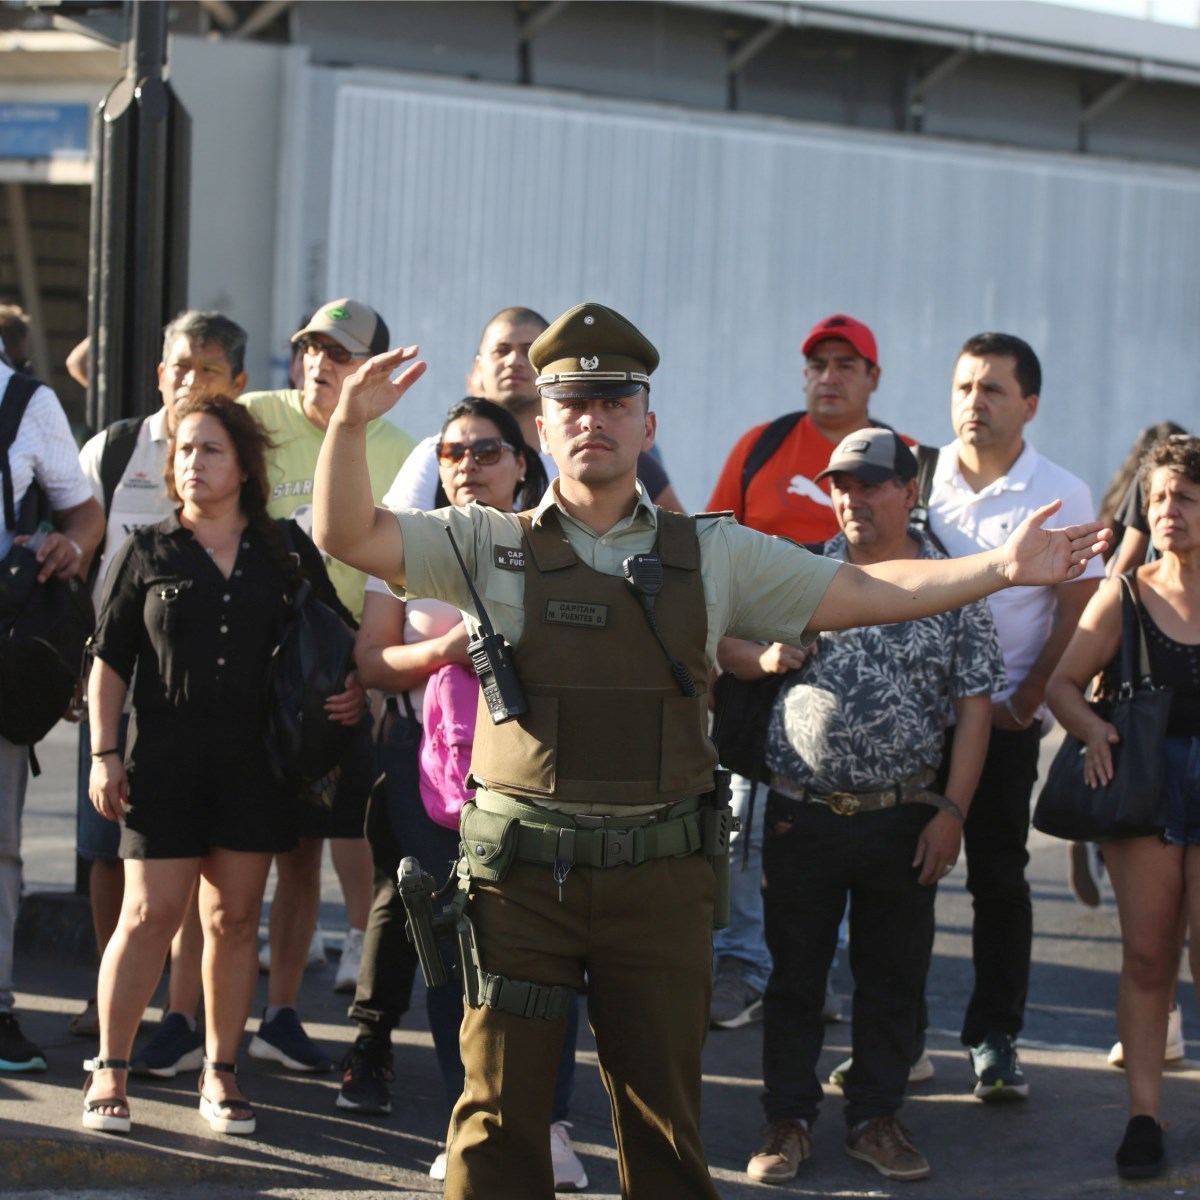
[
  {"x1": 312, "y1": 303, "x2": 1107, "y2": 1200},
  {"x1": 745, "y1": 428, "x2": 1004, "y2": 1186}
]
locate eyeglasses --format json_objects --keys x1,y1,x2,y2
[
  {"x1": 296, "y1": 336, "x2": 369, "y2": 365},
  {"x1": 437, "y1": 438, "x2": 516, "y2": 466}
]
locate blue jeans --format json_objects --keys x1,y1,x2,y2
[
  {"x1": 0, "y1": 734, "x2": 29, "y2": 1013},
  {"x1": 711, "y1": 772, "x2": 772, "y2": 992}
]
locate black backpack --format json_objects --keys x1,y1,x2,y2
[
  {"x1": 262, "y1": 524, "x2": 357, "y2": 795},
  {"x1": 0, "y1": 374, "x2": 96, "y2": 761}
]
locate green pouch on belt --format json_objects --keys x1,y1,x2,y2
[{"x1": 460, "y1": 801, "x2": 521, "y2": 883}]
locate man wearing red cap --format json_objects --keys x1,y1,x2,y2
[{"x1": 707, "y1": 314, "x2": 914, "y2": 1031}]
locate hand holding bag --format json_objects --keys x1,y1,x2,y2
[{"x1": 1032, "y1": 574, "x2": 1173, "y2": 842}]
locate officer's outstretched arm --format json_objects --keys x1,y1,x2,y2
[
  {"x1": 313, "y1": 346, "x2": 426, "y2": 587},
  {"x1": 808, "y1": 501, "x2": 1109, "y2": 633}
]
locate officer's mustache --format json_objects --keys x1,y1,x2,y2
[{"x1": 569, "y1": 434, "x2": 618, "y2": 453}]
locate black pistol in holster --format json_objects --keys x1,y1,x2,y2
[
  {"x1": 703, "y1": 767, "x2": 737, "y2": 931},
  {"x1": 397, "y1": 856, "x2": 451, "y2": 988}
]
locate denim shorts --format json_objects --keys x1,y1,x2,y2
[
  {"x1": 1161, "y1": 736, "x2": 1200, "y2": 847},
  {"x1": 75, "y1": 715, "x2": 128, "y2": 863}
]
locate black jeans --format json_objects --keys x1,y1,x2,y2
[
  {"x1": 943, "y1": 724, "x2": 1041, "y2": 1047},
  {"x1": 760, "y1": 793, "x2": 936, "y2": 1127}
]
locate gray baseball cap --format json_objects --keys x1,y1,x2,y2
[{"x1": 815, "y1": 428, "x2": 918, "y2": 485}]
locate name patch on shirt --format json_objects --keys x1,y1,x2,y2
[
  {"x1": 545, "y1": 600, "x2": 608, "y2": 628},
  {"x1": 494, "y1": 547, "x2": 525, "y2": 571}
]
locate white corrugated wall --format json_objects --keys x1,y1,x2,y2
[{"x1": 323, "y1": 71, "x2": 1200, "y2": 509}]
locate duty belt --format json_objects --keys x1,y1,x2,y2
[
  {"x1": 472, "y1": 791, "x2": 710, "y2": 867},
  {"x1": 769, "y1": 767, "x2": 949, "y2": 817}
]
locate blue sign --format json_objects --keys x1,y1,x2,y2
[{"x1": 0, "y1": 103, "x2": 90, "y2": 160}]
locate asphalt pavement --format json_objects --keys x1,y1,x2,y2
[{"x1": 5, "y1": 721, "x2": 1200, "y2": 1199}]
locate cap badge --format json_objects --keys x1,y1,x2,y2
[
  {"x1": 325, "y1": 305, "x2": 351, "y2": 320},
  {"x1": 580, "y1": 355, "x2": 599, "y2": 371},
  {"x1": 844, "y1": 440, "x2": 870, "y2": 453}
]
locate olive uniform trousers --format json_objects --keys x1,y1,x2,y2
[{"x1": 444, "y1": 852, "x2": 721, "y2": 1200}]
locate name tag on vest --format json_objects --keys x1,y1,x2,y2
[
  {"x1": 494, "y1": 547, "x2": 525, "y2": 571},
  {"x1": 545, "y1": 600, "x2": 609, "y2": 628}
]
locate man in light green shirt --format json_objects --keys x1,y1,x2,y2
[
  {"x1": 313, "y1": 302, "x2": 1108, "y2": 1200},
  {"x1": 238, "y1": 299, "x2": 416, "y2": 1073}
]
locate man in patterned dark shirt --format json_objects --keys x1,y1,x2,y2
[{"x1": 743, "y1": 429, "x2": 1006, "y2": 1187}]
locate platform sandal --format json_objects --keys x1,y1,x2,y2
[
  {"x1": 82, "y1": 1057, "x2": 131, "y2": 1134},
  {"x1": 198, "y1": 1059, "x2": 256, "y2": 1136}
]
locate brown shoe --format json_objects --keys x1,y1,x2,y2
[
  {"x1": 846, "y1": 1116, "x2": 930, "y2": 1181},
  {"x1": 747, "y1": 1118, "x2": 811, "y2": 1183}
]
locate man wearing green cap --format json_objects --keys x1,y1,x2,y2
[{"x1": 312, "y1": 301, "x2": 1108, "y2": 1200}]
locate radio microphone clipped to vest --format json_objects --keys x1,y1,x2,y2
[
  {"x1": 445, "y1": 528, "x2": 528, "y2": 724},
  {"x1": 622, "y1": 553, "x2": 697, "y2": 698}
]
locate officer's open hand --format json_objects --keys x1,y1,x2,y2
[
  {"x1": 337, "y1": 345, "x2": 427, "y2": 428},
  {"x1": 1001, "y1": 500, "x2": 1110, "y2": 587}
]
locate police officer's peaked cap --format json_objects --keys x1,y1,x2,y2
[{"x1": 531, "y1": 302, "x2": 659, "y2": 400}]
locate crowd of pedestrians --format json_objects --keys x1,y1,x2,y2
[{"x1": 0, "y1": 294, "x2": 1192, "y2": 1198}]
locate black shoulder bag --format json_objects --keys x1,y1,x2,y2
[{"x1": 1032, "y1": 574, "x2": 1173, "y2": 842}]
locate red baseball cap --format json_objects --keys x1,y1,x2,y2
[{"x1": 801, "y1": 314, "x2": 879, "y2": 366}]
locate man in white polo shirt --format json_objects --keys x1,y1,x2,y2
[{"x1": 928, "y1": 332, "x2": 1104, "y2": 1102}]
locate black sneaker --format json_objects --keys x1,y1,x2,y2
[
  {"x1": 0, "y1": 1012, "x2": 47, "y2": 1072},
  {"x1": 336, "y1": 1037, "x2": 394, "y2": 1114},
  {"x1": 969, "y1": 1032, "x2": 1028, "y2": 1101},
  {"x1": 1116, "y1": 1115, "x2": 1164, "y2": 1179}
]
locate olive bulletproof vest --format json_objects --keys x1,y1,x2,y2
[{"x1": 469, "y1": 509, "x2": 716, "y2": 804}]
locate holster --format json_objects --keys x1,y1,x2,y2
[{"x1": 704, "y1": 768, "x2": 736, "y2": 931}]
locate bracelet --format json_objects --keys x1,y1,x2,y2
[
  {"x1": 1004, "y1": 697, "x2": 1034, "y2": 728},
  {"x1": 91, "y1": 748, "x2": 120, "y2": 760}
]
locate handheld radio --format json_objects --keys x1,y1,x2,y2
[{"x1": 445, "y1": 528, "x2": 528, "y2": 724}]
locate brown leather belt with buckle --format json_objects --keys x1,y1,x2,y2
[{"x1": 769, "y1": 768, "x2": 943, "y2": 817}]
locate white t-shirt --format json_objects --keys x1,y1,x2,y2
[
  {"x1": 0, "y1": 364, "x2": 93, "y2": 559},
  {"x1": 78, "y1": 408, "x2": 172, "y2": 605},
  {"x1": 929, "y1": 439, "x2": 1105, "y2": 708}
]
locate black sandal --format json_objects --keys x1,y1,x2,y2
[
  {"x1": 198, "y1": 1059, "x2": 256, "y2": 1136},
  {"x1": 1116, "y1": 1115, "x2": 1164, "y2": 1179},
  {"x1": 82, "y1": 1057, "x2": 131, "y2": 1134}
]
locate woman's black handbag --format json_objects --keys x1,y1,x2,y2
[{"x1": 1032, "y1": 574, "x2": 1173, "y2": 842}]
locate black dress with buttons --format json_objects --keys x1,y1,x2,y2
[{"x1": 91, "y1": 513, "x2": 352, "y2": 859}]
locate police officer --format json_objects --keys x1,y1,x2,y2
[{"x1": 313, "y1": 302, "x2": 1108, "y2": 1200}]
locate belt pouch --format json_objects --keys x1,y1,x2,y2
[{"x1": 460, "y1": 801, "x2": 521, "y2": 883}]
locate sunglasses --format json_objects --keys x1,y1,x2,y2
[
  {"x1": 296, "y1": 336, "x2": 370, "y2": 365},
  {"x1": 437, "y1": 438, "x2": 516, "y2": 466}
]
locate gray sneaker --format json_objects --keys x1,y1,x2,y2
[{"x1": 710, "y1": 957, "x2": 763, "y2": 1029}]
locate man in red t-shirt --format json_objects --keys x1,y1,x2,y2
[{"x1": 708, "y1": 314, "x2": 913, "y2": 1031}]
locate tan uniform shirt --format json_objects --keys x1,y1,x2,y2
[{"x1": 391, "y1": 481, "x2": 840, "y2": 662}]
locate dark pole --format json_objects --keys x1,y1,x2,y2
[{"x1": 86, "y1": 0, "x2": 190, "y2": 432}]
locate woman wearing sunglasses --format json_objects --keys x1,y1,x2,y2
[{"x1": 342, "y1": 400, "x2": 591, "y2": 1185}]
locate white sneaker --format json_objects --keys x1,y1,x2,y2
[
  {"x1": 429, "y1": 1150, "x2": 447, "y2": 1181},
  {"x1": 551, "y1": 1120, "x2": 589, "y2": 1191},
  {"x1": 334, "y1": 928, "x2": 365, "y2": 994},
  {"x1": 829, "y1": 1051, "x2": 934, "y2": 1087},
  {"x1": 258, "y1": 926, "x2": 327, "y2": 974},
  {"x1": 1108, "y1": 1005, "x2": 1185, "y2": 1068},
  {"x1": 432, "y1": 1142, "x2": 451, "y2": 1180}
]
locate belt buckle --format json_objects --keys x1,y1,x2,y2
[
  {"x1": 826, "y1": 792, "x2": 861, "y2": 816},
  {"x1": 600, "y1": 829, "x2": 637, "y2": 866}
]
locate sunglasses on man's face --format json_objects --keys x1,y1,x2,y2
[
  {"x1": 296, "y1": 335, "x2": 369, "y2": 366},
  {"x1": 437, "y1": 438, "x2": 516, "y2": 466}
]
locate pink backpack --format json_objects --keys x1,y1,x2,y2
[{"x1": 419, "y1": 662, "x2": 479, "y2": 830}]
